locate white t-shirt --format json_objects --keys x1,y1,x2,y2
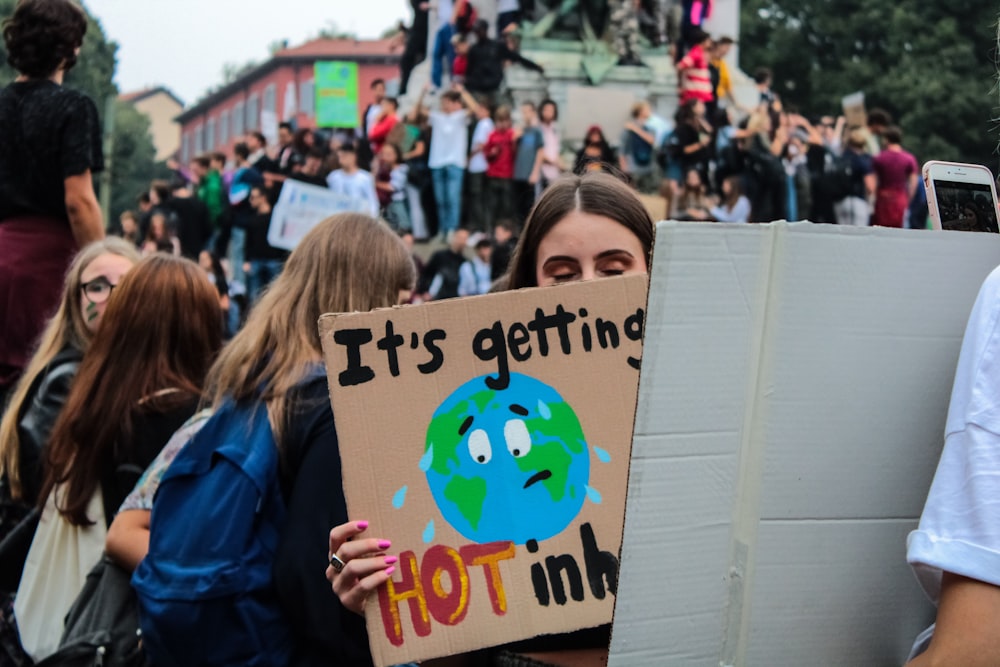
[
  {"x1": 365, "y1": 104, "x2": 382, "y2": 137},
  {"x1": 710, "y1": 196, "x2": 751, "y2": 223},
  {"x1": 468, "y1": 117, "x2": 495, "y2": 174},
  {"x1": 437, "y1": 0, "x2": 454, "y2": 25},
  {"x1": 906, "y1": 265, "x2": 1000, "y2": 656},
  {"x1": 326, "y1": 169, "x2": 379, "y2": 218},
  {"x1": 428, "y1": 110, "x2": 469, "y2": 169},
  {"x1": 458, "y1": 257, "x2": 492, "y2": 296}
]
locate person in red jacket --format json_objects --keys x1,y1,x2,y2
[
  {"x1": 484, "y1": 106, "x2": 516, "y2": 230},
  {"x1": 367, "y1": 97, "x2": 400, "y2": 155},
  {"x1": 677, "y1": 28, "x2": 714, "y2": 104}
]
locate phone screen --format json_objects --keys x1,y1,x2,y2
[{"x1": 932, "y1": 179, "x2": 1000, "y2": 233}]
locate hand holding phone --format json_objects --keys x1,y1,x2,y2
[{"x1": 923, "y1": 161, "x2": 1000, "y2": 233}]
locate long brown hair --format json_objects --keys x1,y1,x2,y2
[
  {"x1": 41, "y1": 255, "x2": 223, "y2": 525},
  {"x1": 0, "y1": 238, "x2": 139, "y2": 500},
  {"x1": 506, "y1": 172, "x2": 654, "y2": 290},
  {"x1": 205, "y1": 213, "x2": 415, "y2": 449}
]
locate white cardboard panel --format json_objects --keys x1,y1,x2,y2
[
  {"x1": 746, "y1": 520, "x2": 934, "y2": 666},
  {"x1": 611, "y1": 222, "x2": 1000, "y2": 667}
]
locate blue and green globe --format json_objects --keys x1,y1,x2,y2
[{"x1": 423, "y1": 373, "x2": 590, "y2": 545}]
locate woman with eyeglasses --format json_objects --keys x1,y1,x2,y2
[
  {"x1": 10, "y1": 255, "x2": 223, "y2": 660},
  {"x1": 0, "y1": 239, "x2": 138, "y2": 592}
]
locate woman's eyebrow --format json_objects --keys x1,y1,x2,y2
[
  {"x1": 541, "y1": 255, "x2": 580, "y2": 267},
  {"x1": 595, "y1": 249, "x2": 635, "y2": 260}
]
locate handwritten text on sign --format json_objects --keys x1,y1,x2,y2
[{"x1": 320, "y1": 276, "x2": 648, "y2": 666}]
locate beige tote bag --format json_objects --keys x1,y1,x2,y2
[{"x1": 13, "y1": 485, "x2": 106, "y2": 662}]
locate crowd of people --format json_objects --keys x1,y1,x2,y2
[
  {"x1": 0, "y1": 0, "x2": 987, "y2": 666},
  {"x1": 83, "y1": 5, "x2": 924, "y2": 324}
]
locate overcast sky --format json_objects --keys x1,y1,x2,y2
[{"x1": 84, "y1": 0, "x2": 410, "y2": 105}]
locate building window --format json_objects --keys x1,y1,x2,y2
[
  {"x1": 182, "y1": 132, "x2": 191, "y2": 163},
  {"x1": 206, "y1": 118, "x2": 216, "y2": 152},
  {"x1": 300, "y1": 79, "x2": 314, "y2": 118},
  {"x1": 246, "y1": 93, "x2": 259, "y2": 131},
  {"x1": 195, "y1": 124, "x2": 205, "y2": 154},
  {"x1": 233, "y1": 101, "x2": 245, "y2": 136},
  {"x1": 264, "y1": 83, "x2": 276, "y2": 113},
  {"x1": 219, "y1": 110, "x2": 229, "y2": 146}
]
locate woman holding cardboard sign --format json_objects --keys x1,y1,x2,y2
[{"x1": 326, "y1": 173, "x2": 654, "y2": 655}]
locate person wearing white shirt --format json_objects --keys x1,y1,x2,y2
[
  {"x1": 905, "y1": 265, "x2": 1000, "y2": 665},
  {"x1": 466, "y1": 104, "x2": 494, "y2": 231},
  {"x1": 416, "y1": 82, "x2": 478, "y2": 238},
  {"x1": 458, "y1": 234, "x2": 493, "y2": 296},
  {"x1": 325, "y1": 142, "x2": 379, "y2": 219},
  {"x1": 710, "y1": 175, "x2": 751, "y2": 223}
]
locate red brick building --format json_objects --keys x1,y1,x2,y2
[{"x1": 176, "y1": 38, "x2": 400, "y2": 162}]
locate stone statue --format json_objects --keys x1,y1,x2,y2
[
  {"x1": 523, "y1": 0, "x2": 652, "y2": 76},
  {"x1": 525, "y1": 0, "x2": 610, "y2": 45}
]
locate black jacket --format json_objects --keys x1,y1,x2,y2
[
  {"x1": 14, "y1": 345, "x2": 83, "y2": 506},
  {"x1": 466, "y1": 39, "x2": 544, "y2": 94}
]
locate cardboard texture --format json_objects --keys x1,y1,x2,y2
[
  {"x1": 609, "y1": 222, "x2": 1000, "y2": 666},
  {"x1": 320, "y1": 276, "x2": 648, "y2": 667},
  {"x1": 636, "y1": 194, "x2": 667, "y2": 225}
]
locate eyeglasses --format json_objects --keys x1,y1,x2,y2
[{"x1": 81, "y1": 277, "x2": 117, "y2": 304}]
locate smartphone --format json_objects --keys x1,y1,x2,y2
[{"x1": 923, "y1": 161, "x2": 1000, "y2": 233}]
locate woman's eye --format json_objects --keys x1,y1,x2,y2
[{"x1": 597, "y1": 258, "x2": 632, "y2": 276}]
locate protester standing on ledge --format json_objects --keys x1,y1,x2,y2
[{"x1": 0, "y1": 0, "x2": 105, "y2": 400}]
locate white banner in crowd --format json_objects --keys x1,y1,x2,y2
[
  {"x1": 268, "y1": 180, "x2": 371, "y2": 250},
  {"x1": 260, "y1": 110, "x2": 280, "y2": 148},
  {"x1": 609, "y1": 222, "x2": 1000, "y2": 667}
]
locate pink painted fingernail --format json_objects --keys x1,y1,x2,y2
[
  {"x1": 385, "y1": 556, "x2": 398, "y2": 565},
  {"x1": 378, "y1": 540, "x2": 392, "y2": 550},
  {"x1": 385, "y1": 566, "x2": 396, "y2": 576},
  {"x1": 356, "y1": 521, "x2": 369, "y2": 530}
]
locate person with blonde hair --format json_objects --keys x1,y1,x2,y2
[
  {"x1": 12, "y1": 254, "x2": 221, "y2": 661},
  {"x1": 0, "y1": 238, "x2": 139, "y2": 563},
  {"x1": 833, "y1": 126, "x2": 876, "y2": 226},
  {"x1": 131, "y1": 214, "x2": 415, "y2": 666}
]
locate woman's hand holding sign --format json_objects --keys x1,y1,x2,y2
[{"x1": 327, "y1": 520, "x2": 397, "y2": 616}]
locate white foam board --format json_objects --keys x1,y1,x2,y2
[{"x1": 610, "y1": 222, "x2": 1000, "y2": 666}]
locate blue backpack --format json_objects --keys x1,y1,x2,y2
[{"x1": 131, "y1": 398, "x2": 293, "y2": 667}]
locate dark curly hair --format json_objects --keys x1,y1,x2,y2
[{"x1": 3, "y1": 0, "x2": 87, "y2": 79}]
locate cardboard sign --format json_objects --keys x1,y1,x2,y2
[
  {"x1": 320, "y1": 276, "x2": 648, "y2": 666},
  {"x1": 609, "y1": 222, "x2": 1000, "y2": 666},
  {"x1": 315, "y1": 61, "x2": 359, "y2": 128},
  {"x1": 267, "y1": 180, "x2": 370, "y2": 250},
  {"x1": 636, "y1": 193, "x2": 667, "y2": 224},
  {"x1": 841, "y1": 91, "x2": 866, "y2": 128}
]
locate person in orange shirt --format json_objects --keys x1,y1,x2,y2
[{"x1": 709, "y1": 36, "x2": 749, "y2": 116}]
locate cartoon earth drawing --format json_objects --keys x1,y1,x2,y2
[{"x1": 423, "y1": 373, "x2": 591, "y2": 544}]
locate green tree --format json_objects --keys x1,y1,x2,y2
[
  {"x1": 0, "y1": 0, "x2": 161, "y2": 225},
  {"x1": 315, "y1": 22, "x2": 359, "y2": 40},
  {"x1": 740, "y1": 0, "x2": 998, "y2": 170}
]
